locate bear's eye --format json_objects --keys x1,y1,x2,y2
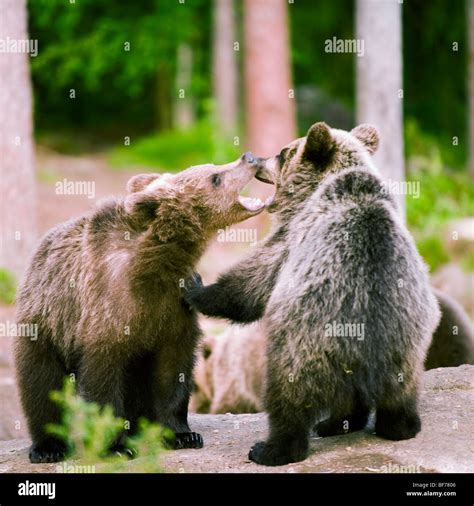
[{"x1": 211, "y1": 174, "x2": 221, "y2": 187}]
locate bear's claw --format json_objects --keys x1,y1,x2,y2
[
  {"x1": 110, "y1": 443, "x2": 137, "y2": 459},
  {"x1": 182, "y1": 272, "x2": 203, "y2": 309},
  {"x1": 29, "y1": 440, "x2": 68, "y2": 464},
  {"x1": 173, "y1": 431, "x2": 204, "y2": 449}
]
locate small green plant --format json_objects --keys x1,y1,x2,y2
[
  {"x1": 0, "y1": 268, "x2": 16, "y2": 304},
  {"x1": 48, "y1": 379, "x2": 170, "y2": 473}
]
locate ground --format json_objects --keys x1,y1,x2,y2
[{"x1": 1, "y1": 366, "x2": 472, "y2": 473}]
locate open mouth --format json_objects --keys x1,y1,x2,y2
[{"x1": 237, "y1": 182, "x2": 274, "y2": 213}]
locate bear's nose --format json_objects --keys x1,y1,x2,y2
[{"x1": 243, "y1": 151, "x2": 255, "y2": 164}]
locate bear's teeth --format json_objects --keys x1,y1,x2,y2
[
  {"x1": 238, "y1": 195, "x2": 264, "y2": 211},
  {"x1": 265, "y1": 195, "x2": 274, "y2": 206}
]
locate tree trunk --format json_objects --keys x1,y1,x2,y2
[
  {"x1": 0, "y1": 0, "x2": 37, "y2": 281},
  {"x1": 244, "y1": 0, "x2": 296, "y2": 157},
  {"x1": 174, "y1": 43, "x2": 194, "y2": 129},
  {"x1": 356, "y1": 0, "x2": 405, "y2": 216},
  {"x1": 469, "y1": 0, "x2": 474, "y2": 179},
  {"x1": 213, "y1": 0, "x2": 237, "y2": 135}
]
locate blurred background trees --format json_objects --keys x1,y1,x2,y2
[
  {"x1": 1, "y1": 0, "x2": 473, "y2": 284},
  {"x1": 0, "y1": 0, "x2": 36, "y2": 280},
  {"x1": 24, "y1": 0, "x2": 470, "y2": 171}
]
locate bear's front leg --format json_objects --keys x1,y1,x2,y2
[
  {"x1": 16, "y1": 335, "x2": 69, "y2": 463},
  {"x1": 78, "y1": 351, "x2": 135, "y2": 457},
  {"x1": 184, "y1": 235, "x2": 287, "y2": 323},
  {"x1": 181, "y1": 271, "x2": 203, "y2": 311},
  {"x1": 184, "y1": 272, "x2": 265, "y2": 323},
  {"x1": 79, "y1": 352, "x2": 126, "y2": 417}
]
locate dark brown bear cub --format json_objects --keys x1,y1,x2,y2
[
  {"x1": 15, "y1": 153, "x2": 265, "y2": 463},
  {"x1": 186, "y1": 124, "x2": 441, "y2": 466}
]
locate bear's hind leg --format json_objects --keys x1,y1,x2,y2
[
  {"x1": 249, "y1": 374, "x2": 315, "y2": 466},
  {"x1": 249, "y1": 403, "x2": 313, "y2": 466},
  {"x1": 375, "y1": 394, "x2": 421, "y2": 441},
  {"x1": 16, "y1": 337, "x2": 68, "y2": 463},
  {"x1": 315, "y1": 391, "x2": 371, "y2": 437}
]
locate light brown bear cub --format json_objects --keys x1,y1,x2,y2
[{"x1": 15, "y1": 153, "x2": 264, "y2": 463}]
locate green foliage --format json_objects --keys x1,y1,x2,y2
[
  {"x1": 0, "y1": 269, "x2": 16, "y2": 304},
  {"x1": 405, "y1": 119, "x2": 443, "y2": 173},
  {"x1": 48, "y1": 379, "x2": 170, "y2": 472},
  {"x1": 405, "y1": 117, "x2": 465, "y2": 173},
  {"x1": 28, "y1": 0, "x2": 468, "y2": 171},
  {"x1": 414, "y1": 236, "x2": 450, "y2": 273},
  {"x1": 403, "y1": 0, "x2": 467, "y2": 170},
  {"x1": 109, "y1": 119, "x2": 240, "y2": 172},
  {"x1": 290, "y1": 0, "x2": 355, "y2": 111},
  {"x1": 127, "y1": 419, "x2": 173, "y2": 473},
  {"x1": 28, "y1": 0, "x2": 211, "y2": 131},
  {"x1": 406, "y1": 165, "x2": 474, "y2": 233},
  {"x1": 406, "y1": 135, "x2": 474, "y2": 272}
]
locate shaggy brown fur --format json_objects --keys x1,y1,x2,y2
[
  {"x1": 15, "y1": 153, "x2": 264, "y2": 463},
  {"x1": 190, "y1": 291, "x2": 473, "y2": 414},
  {"x1": 187, "y1": 123, "x2": 441, "y2": 465},
  {"x1": 190, "y1": 323, "x2": 266, "y2": 414},
  {"x1": 425, "y1": 289, "x2": 474, "y2": 369}
]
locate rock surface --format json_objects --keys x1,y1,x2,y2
[{"x1": 0, "y1": 365, "x2": 473, "y2": 473}]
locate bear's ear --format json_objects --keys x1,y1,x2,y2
[
  {"x1": 126, "y1": 173, "x2": 162, "y2": 193},
  {"x1": 303, "y1": 122, "x2": 336, "y2": 167},
  {"x1": 124, "y1": 191, "x2": 159, "y2": 222},
  {"x1": 351, "y1": 124, "x2": 379, "y2": 154}
]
